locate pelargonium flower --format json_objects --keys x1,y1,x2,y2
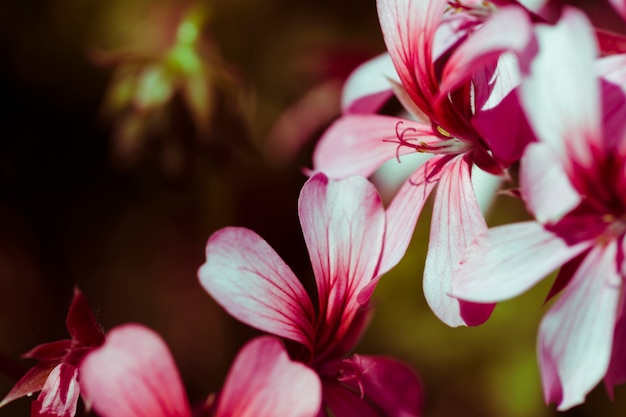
[
  {"x1": 452, "y1": 8, "x2": 626, "y2": 410},
  {"x1": 312, "y1": 0, "x2": 537, "y2": 327},
  {"x1": 198, "y1": 173, "x2": 422, "y2": 416},
  {"x1": 0, "y1": 289, "x2": 105, "y2": 417},
  {"x1": 79, "y1": 324, "x2": 321, "y2": 417}
]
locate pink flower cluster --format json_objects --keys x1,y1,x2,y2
[
  {"x1": 314, "y1": 0, "x2": 626, "y2": 411},
  {"x1": 3, "y1": 0, "x2": 626, "y2": 415}
]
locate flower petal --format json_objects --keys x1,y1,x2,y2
[
  {"x1": 312, "y1": 114, "x2": 436, "y2": 178},
  {"x1": 519, "y1": 7, "x2": 601, "y2": 169},
  {"x1": 377, "y1": 0, "x2": 447, "y2": 112},
  {"x1": 0, "y1": 362, "x2": 57, "y2": 408},
  {"x1": 359, "y1": 155, "x2": 448, "y2": 306},
  {"x1": 519, "y1": 142, "x2": 581, "y2": 223},
  {"x1": 299, "y1": 173, "x2": 385, "y2": 355},
  {"x1": 609, "y1": 0, "x2": 626, "y2": 22},
  {"x1": 424, "y1": 155, "x2": 495, "y2": 327},
  {"x1": 597, "y1": 54, "x2": 626, "y2": 155},
  {"x1": 31, "y1": 364, "x2": 79, "y2": 417},
  {"x1": 65, "y1": 288, "x2": 105, "y2": 348},
  {"x1": 341, "y1": 53, "x2": 397, "y2": 114},
  {"x1": 440, "y1": 6, "x2": 533, "y2": 97},
  {"x1": 79, "y1": 324, "x2": 191, "y2": 417},
  {"x1": 322, "y1": 384, "x2": 381, "y2": 417},
  {"x1": 215, "y1": 336, "x2": 321, "y2": 417},
  {"x1": 336, "y1": 355, "x2": 422, "y2": 417},
  {"x1": 605, "y1": 289, "x2": 626, "y2": 399},
  {"x1": 198, "y1": 227, "x2": 315, "y2": 351},
  {"x1": 471, "y1": 54, "x2": 535, "y2": 167},
  {"x1": 452, "y1": 221, "x2": 595, "y2": 303},
  {"x1": 538, "y1": 241, "x2": 621, "y2": 410}
]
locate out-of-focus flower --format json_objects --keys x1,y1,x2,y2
[
  {"x1": 92, "y1": 1, "x2": 247, "y2": 175},
  {"x1": 263, "y1": 47, "x2": 375, "y2": 165},
  {"x1": 80, "y1": 324, "x2": 321, "y2": 417},
  {"x1": 452, "y1": 8, "x2": 626, "y2": 410},
  {"x1": 198, "y1": 173, "x2": 422, "y2": 417},
  {"x1": 0, "y1": 289, "x2": 104, "y2": 417},
  {"x1": 312, "y1": 0, "x2": 537, "y2": 327}
]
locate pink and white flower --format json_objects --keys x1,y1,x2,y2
[
  {"x1": 452, "y1": 8, "x2": 626, "y2": 410},
  {"x1": 0, "y1": 289, "x2": 105, "y2": 417},
  {"x1": 312, "y1": 0, "x2": 537, "y2": 326},
  {"x1": 80, "y1": 324, "x2": 321, "y2": 417},
  {"x1": 198, "y1": 173, "x2": 422, "y2": 417}
]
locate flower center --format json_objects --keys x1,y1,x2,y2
[
  {"x1": 602, "y1": 214, "x2": 626, "y2": 241},
  {"x1": 385, "y1": 121, "x2": 473, "y2": 162},
  {"x1": 446, "y1": 0, "x2": 497, "y2": 21}
]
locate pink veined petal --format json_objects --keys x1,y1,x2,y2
[
  {"x1": 312, "y1": 114, "x2": 436, "y2": 179},
  {"x1": 388, "y1": 78, "x2": 431, "y2": 123},
  {"x1": 423, "y1": 155, "x2": 494, "y2": 327},
  {"x1": 299, "y1": 174, "x2": 385, "y2": 354},
  {"x1": 519, "y1": 7, "x2": 601, "y2": 169},
  {"x1": 336, "y1": 355, "x2": 422, "y2": 417},
  {"x1": 377, "y1": 0, "x2": 448, "y2": 111},
  {"x1": 538, "y1": 241, "x2": 621, "y2": 410},
  {"x1": 341, "y1": 53, "x2": 397, "y2": 114},
  {"x1": 31, "y1": 364, "x2": 79, "y2": 417},
  {"x1": 605, "y1": 287, "x2": 626, "y2": 398},
  {"x1": 452, "y1": 221, "x2": 596, "y2": 303},
  {"x1": 215, "y1": 336, "x2": 321, "y2": 417},
  {"x1": 519, "y1": 142, "x2": 581, "y2": 223},
  {"x1": 439, "y1": 6, "x2": 534, "y2": 97},
  {"x1": 79, "y1": 324, "x2": 192, "y2": 417},
  {"x1": 198, "y1": 227, "x2": 316, "y2": 351},
  {"x1": 358, "y1": 155, "x2": 449, "y2": 305}
]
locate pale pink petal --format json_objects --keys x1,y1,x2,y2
[
  {"x1": 519, "y1": 142, "x2": 581, "y2": 223},
  {"x1": 312, "y1": 114, "x2": 436, "y2": 178},
  {"x1": 336, "y1": 355, "x2": 422, "y2": 417},
  {"x1": 377, "y1": 0, "x2": 448, "y2": 110},
  {"x1": 198, "y1": 227, "x2": 316, "y2": 350},
  {"x1": 538, "y1": 241, "x2": 621, "y2": 410},
  {"x1": 605, "y1": 290, "x2": 626, "y2": 398},
  {"x1": 519, "y1": 7, "x2": 601, "y2": 168},
  {"x1": 298, "y1": 173, "x2": 385, "y2": 354},
  {"x1": 215, "y1": 336, "x2": 321, "y2": 417},
  {"x1": 422, "y1": 155, "x2": 494, "y2": 327},
  {"x1": 341, "y1": 53, "x2": 397, "y2": 114},
  {"x1": 511, "y1": 0, "x2": 548, "y2": 13},
  {"x1": 358, "y1": 155, "x2": 449, "y2": 304},
  {"x1": 452, "y1": 222, "x2": 595, "y2": 303},
  {"x1": 31, "y1": 364, "x2": 79, "y2": 417},
  {"x1": 440, "y1": 6, "x2": 533, "y2": 96},
  {"x1": 80, "y1": 324, "x2": 191, "y2": 417}
]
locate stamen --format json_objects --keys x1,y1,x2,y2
[
  {"x1": 436, "y1": 125, "x2": 451, "y2": 137},
  {"x1": 383, "y1": 121, "x2": 471, "y2": 162}
]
